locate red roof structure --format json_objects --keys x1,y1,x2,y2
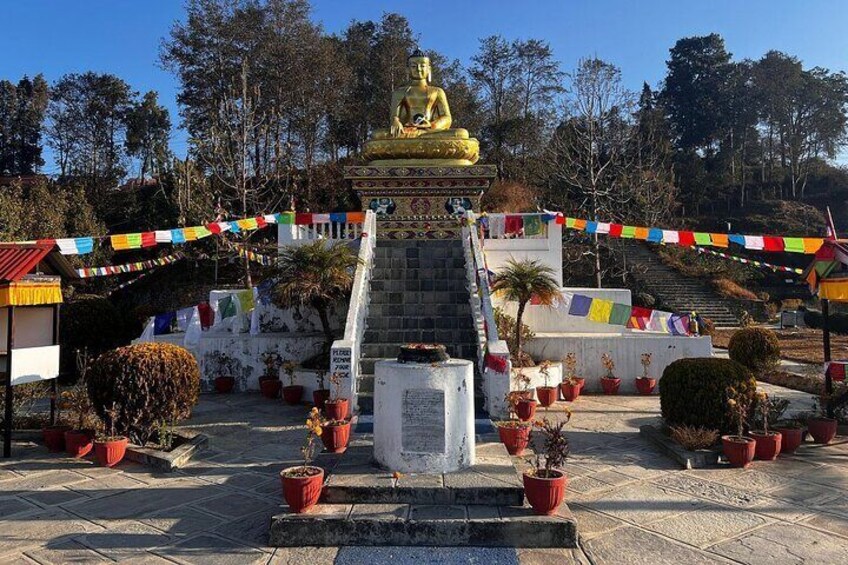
[{"x1": 0, "y1": 243, "x2": 54, "y2": 282}]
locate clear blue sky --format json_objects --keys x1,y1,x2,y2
[{"x1": 3, "y1": 0, "x2": 848, "y2": 174}]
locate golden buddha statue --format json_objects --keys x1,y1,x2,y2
[{"x1": 362, "y1": 49, "x2": 479, "y2": 166}]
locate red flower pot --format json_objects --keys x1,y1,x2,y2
[
  {"x1": 64, "y1": 430, "x2": 94, "y2": 458},
  {"x1": 281, "y1": 466, "x2": 324, "y2": 513},
  {"x1": 601, "y1": 377, "x2": 621, "y2": 395},
  {"x1": 259, "y1": 378, "x2": 281, "y2": 399},
  {"x1": 523, "y1": 469, "x2": 567, "y2": 515},
  {"x1": 808, "y1": 417, "x2": 837, "y2": 444},
  {"x1": 42, "y1": 425, "x2": 71, "y2": 452},
  {"x1": 516, "y1": 399, "x2": 537, "y2": 421},
  {"x1": 94, "y1": 437, "x2": 128, "y2": 467},
  {"x1": 536, "y1": 386, "x2": 558, "y2": 407},
  {"x1": 750, "y1": 431, "x2": 782, "y2": 460},
  {"x1": 560, "y1": 382, "x2": 581, "y2": 402},
  {"x1": 282, "y1": 385, "x2": 304, "y2": 405},
  {"x1": 635, "y1": 377, "x2": 656, "y2": 395},
  {"x1": 321, "y1": 420, "x2": 351, "y2": 453},
  {"x1": 497, "y1": 424, "x2": 531, "y2": 455},
  {"x1": 324, "y1": 398, "x2": 349, "y2": 420},
  {"x1": 775, "y1": 426, "x2": 804, "y2": 454},
  {"x1": 722, "y1": 435, "x2": 756, "y2": 468},
  {"x1": 313, "y1": 389, "x2": 331, "y2": 411},
  {"x1": 215, "y1": 376, "x2": 235, "y2": 393}
]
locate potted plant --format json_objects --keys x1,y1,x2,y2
[
  {"x1": 749, "y1": 391, "x2": 782, "y2": 460},
  {"x1": 496, "y1": 392, "x2": 533, "y2": 455},
  {"x1": 313, "y1": 370, "x2": 331, "y2": 410},
  {"x1": 722, "y1": 388, "x2": 756, "y2": 468},
  {"x1": 523, "y1": 415, "x2": 571, "y2": 515},
  {"x1": 320, "y1": 410, "x2": 351, "y2": 454},
  {"x1": 323, "y1": 372, "x2": 349, "y2": 420},
  {"x1": 808, "y1": 391, "x2": 838, "y2": 444},
  {"x1": 281, "y1": 360, "x2": 303, "y2": 405},
  {"x1": 62, "y1": 350, "x2": 96, "y2": 458},
  {"x1": 536, "y1": 361, "x2": 558, "y2": 407},
  {"x1": 560, "y1": 353, "x2": 584, "y2": 402},
  {"x1": 600, "y1": 353, "x2": 620, "y2": 395},
  {"x1": 513, "y1": 370, "x2": 537, "y2": 421},
  {"x1": 210, "y1": 351, "x2": 236, "y2": 393},
  {"x1": 93, "y1": 403, "x2": 128, "y2": 467},
  {"x1": 42, "y1": 384, "x2": 70, "y2": 452},
  {"x1": 774, "y1": 417, "x2": 806, "y2": 454},
  {"x1": 635, "y1": 353, "x2": 656, "y2": 395},
  {"x1": 280, "y1": 407, "x2": 325, "y2": 513},
  {"x1": 259, "y1": 352, "x2": 283, "y2": 399}
]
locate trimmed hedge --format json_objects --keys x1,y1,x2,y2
[
  {"x1": 728, "y1": 327, "x2": 780, "y2": 374},
  {"x1": 660, "y1": 358, "x2": 757, "y2": 433},
  {"x1": 88, "y1": 343, "x2": 200, "y2": 444},
  {"x1": 804, "y1": 309, "x2": 848, "y2": 334}
]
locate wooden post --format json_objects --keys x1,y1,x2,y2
[
  {"x1": 823, "y1": 299, "x2": 834, "y2": 418},
  {"x1": 3, "y1": 306, "x2": 15, "y2": 458}
]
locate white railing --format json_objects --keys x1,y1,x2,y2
[
  {"x1": 330, "y1": 210, "x2": 377, "y2": 411},
  {"x1": 480, "y1": 212, "x2": 564, "y2": 288},
  {"x1": 481, "y1": 212, "x2": 550, "y2": 240},
  {"x1": 278, "y1": 219, "x2": 364, "y2": 246},
  {"x1": 462, "y1": 212, "x2": 511, "y2": 417}
]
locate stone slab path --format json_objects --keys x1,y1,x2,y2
[{"x1": 2, "y1": 386, "x2": 847, "y2": 564}]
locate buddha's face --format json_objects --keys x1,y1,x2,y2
[{"x1": 408, "y1": 57, "x2": 431, "y2": 81}]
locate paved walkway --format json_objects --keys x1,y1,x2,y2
[{"x1": 1, "y1": 386, "x2": 847, "y2": 564}]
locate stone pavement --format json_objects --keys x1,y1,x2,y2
[{"x1": 1, "y1": 387, "x2": 847, "y2": 564}]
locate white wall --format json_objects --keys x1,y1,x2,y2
[
  {"x1": 483, "y1": 222, "x2": 563, "y2": 286},
  {"x1": 495, "y1": 288, "x2": 634, "y2": 335},
  {"x1": 0, "y1": 306, "x2": 55, "y2": 351}
]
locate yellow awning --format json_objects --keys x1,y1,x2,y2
[
  {"x1": 0, "y1": 280, "x2": 63, "y2": 307},
  {"x1": 819, "y1": 278, "x2": 848, "y2": 302}
]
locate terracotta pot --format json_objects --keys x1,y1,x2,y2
[
  {"x1": 280, "y1": 466, "x2": 324, "y2": 513},
  {"x1": 497, "y1": 424, "x2": 531, "y2": 455},
  {"x1": 312, "y1": 389, "x2": 331, "y2": 411},
  {"x1": 259, "y1": 378, "x2": 281, "y2": 399},
  {"x1": 635, "y1": 377, "x2": 656, "y2": 395},
  {"x1": 42, "y1": 425, "x2": 71, "y2": 452},
  {"x1": 560, "y1": 381, "x2": 582, "y2": 401},
  {"x1": 523, "y1": 469, "x2": 567, "y2": 515},
  {"x1": 94, "y1": 437, "x2": 128, "y2": 467},
  {"x1": 536, "y1": 386, "x2": 558, "y2": 407},
  {"x1": 324, "y1": 398, "x2": 349, "y2": 420},
  {"x1": 64, "y1": 430, "x2": 94, "y2": 458},
  {"x1": 320, "y1": 420, "x2": 351, "y2": 453},
  {"x1": 573, "y1": 377, "x2": 585, "y2": 390},
  {"x1": 808, "y1": 417, "x2": 838, "y2": 444},
  {"x1": 214, "y1": 376, "x2": 235, "y2": 394},
  {"x1": 722, "y1": 435, "x2": 756, "y2": 468},
  {"x1": 750, "y1": 431, "x2": 782, "y2": 460},
  {"x1": 516, "y1": 398, "x2": 537, "y2": 421},
  {"x1": 775, "y1": 426, "x2": 804, "y2": 454},
  {"x1": 601, "y1": 377, "x2": 621, "y2": 395},
  {"x1": 282, "y1": 385, "x2": 303, "y2": 405}
]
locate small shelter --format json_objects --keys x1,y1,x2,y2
[{"x1": 1, "y1": 243, "x2": 73, "y2": 457}]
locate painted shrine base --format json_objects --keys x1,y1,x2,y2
[{"x1": 269, "y1": 434, "x2": 578, "y2": 547}]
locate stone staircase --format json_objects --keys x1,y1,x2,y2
[
  {"x1": 358, "y1": 239, "x2": 481, "y2": 415},
  {"x1": 624, "y1": 241, "x2": 741, "y2": 327}
]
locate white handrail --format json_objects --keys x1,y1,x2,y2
[{"x1": 330, "y1": 210, "x2": 377, "y2": 411}]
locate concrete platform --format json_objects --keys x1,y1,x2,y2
[
  {"x1": 269, "y1": 502, "x2": 578, "y2": 547},
  {"x1": 317, "y1": 437, "x2": 524, "y2": 506}
]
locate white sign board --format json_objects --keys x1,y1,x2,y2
[{"x1": 9, "y1": 345, "x2": 60, "y2": 385}]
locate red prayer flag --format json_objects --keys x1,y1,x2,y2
[
  {"x1": 141, "y1": 232, "x2": 156, "y2": 248},
  {"x1": 256, "y1": 216, "x2": 267, "y2": 228},
  {"x1": 207, "y1": 222, "x2": 222, "y2": 234},
  {"x1": 197, "y1": 302, "x2": 214, "y2": 329},
  {"x1": 485, "y1": 353, "x2": 508, "y2": 373},
  {"x1": 763, "y1": 236, "x2": 784, "y2": 252},
  {"x1": 627, "y1": 306, "x2": 652, "y2": 330},
  {"x1": 505, "y1": 215, "x2": 524, "y2": 234},
  {"x1": 609, "y1": 224, "x2": 623, "y2": 238},
  {"x1": 295, "y1": 213, "x2": 312, "y2": 225},
  {"x1": 678, "y1": 231, "x2": 696, "y2": 246}
]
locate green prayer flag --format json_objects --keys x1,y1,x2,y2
[
  {"x1": 126, "y1": 233, "x2": 142, "y2": 248},
  {"x1": 218, "y1": 295, "x2": 236, "y2": 319},
  {"x1": 279, "y1": 212, "x2": 295, "y2": 225},
  {"x1": 608, "y1": 302, "x2": 631, "y2": 326},
  {"x1": 524, "y1": 215, "x2": 543, "y2": 236},
  {"x1": 621, "y1": 226, "x2": 636, "y2": 239},
  {"x1": 694, "y1": 232, "x2": 712, "y2": 246},
  {"x1": 565, "y1": 217, "x2": 576, "y2": 228},
  {"x1": 783, "y1": 237, "x2": 805, "y2": 253}
]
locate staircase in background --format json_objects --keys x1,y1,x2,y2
[
  {"x1": 624, "y1": 241, "x2": 741, "y2": 327},
  {"x1": 357, "y1": 239, "x2": 481, "y2": 415}
]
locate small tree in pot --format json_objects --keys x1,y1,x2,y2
[
  {"x1": 808, "y1": 389, "x2": 839, "y2": 444},
  {"x1": 723, "y1": 388, "x2": 756, "y2": 468},
  {"x1": 495, "y1": 391, "x2": 533, "y2": 455},
  {"x1": 749, "y1": 391, "x2": 783, "y2": 459},
  {"x1": 259, "y1": 352, "x2": 283, "y2": 399},
  {"x1": 524, "y1": 415, "x2": 571, "y2": 515},
  {"x1": 635, "y1": 353, "x2": 656, "y2": 395},
  {"x1": 280, "y1": 407, "x2": 324, "y2": 513},
  {"x1": 600, "y1": 353, "x2": 620, "y2": 395},
  {"x1": 536, "y1": 360, "x2": 558, "y2": 407},
  {"x1": 281, "y1": 360, "x2": 302, "y2": 405},
  {"x1": 560, "y1": 353, "x2": 583, "y2": 402},
  {"x1": 513, "y1": 370, "x2": 536, "y2": 421},
  {"x1": 94, "y1": 403, "x2": 129, "y2": 467},
  {"x1": 62, "y1": 349, "x2": 97, "y2": 458},
  {"x1": 313, "y1": 370, "x2": 330, "y2": 410},
  {"x1": 324, "y1": 372, "x2": 349, "y2": 420}
]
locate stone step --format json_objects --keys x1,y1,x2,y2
[
  {"x1": 369, "y1": 291, "x2": 470, "y2": 305},
  {"x1": 364, "y1": 329, "x2": 479, "y2": 345},
  {"x1": 368, "y1": 304, "x2": 473, "y2": 319},
  {"x1": 375, "y1": 248, "x2": 466, "y2": 260},
  {"x1": 373, "y1": 257, "x2": 467, "y2": 270},
  {"x1": 371, "y1": 279, "x2": 468, "y2": 293},
  {"x1": 365, "y1": 316, "x2": 477, "y2": 331},
  {"x1": 371, "y1": 268, "x2": 468, "y2": 281},
  {"x1": 362, "y1": 343, "x2": 479, "y2": 360}
]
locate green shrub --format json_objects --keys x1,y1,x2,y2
[
  {"x1": 728, "y1": 327, "x2": 780, "y2": 374},
  {"x1": 804, "y1": 309, "x2": 823, "y2": 329},
  {"x1": 660, "y1": 358, "x2": 757, "y2": 433},
  {"x1": 88, "y1": 343, "x2": 200, "y2": 444}
]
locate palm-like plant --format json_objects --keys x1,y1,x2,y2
[
  {"x1": 491, "y1": 259, "x2": 559, "y2": 365},
  {"x1": 272, "y1": 240, "x2": 361, "y2": 353}
]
